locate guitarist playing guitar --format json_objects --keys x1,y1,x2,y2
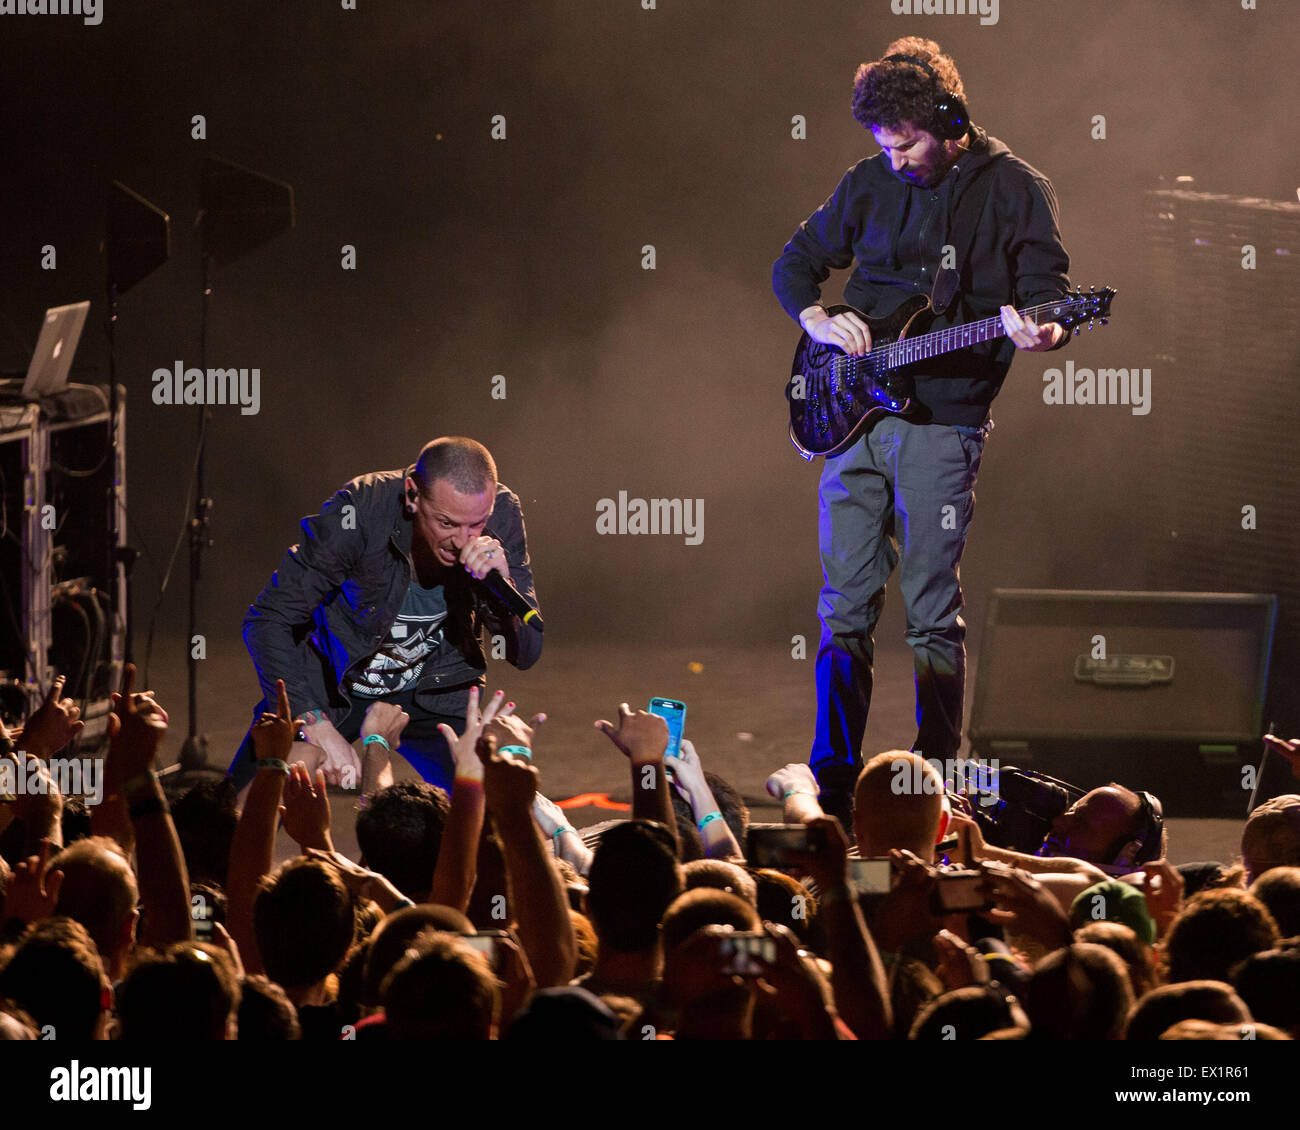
[{"x1": 772, "y1": 38, "x2": 1091, "y2": 832}]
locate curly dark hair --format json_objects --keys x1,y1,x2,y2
[
  {"x1": 1164, "y1": 888, "x2": 1281, "y2": 985},
  {"x1": 355, "y1": 781, "x2": 451, "y2": 900},
  {"x1": 851, "y1": 38, "x2": 966, "y2": 134}
]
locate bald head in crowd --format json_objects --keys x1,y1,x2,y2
[
  {"x1": 853, "y1": 751, "x2": 946, "y2": 860},
  {"x1": 49, "y1": 836, "x2": 139, "y2": 982}
]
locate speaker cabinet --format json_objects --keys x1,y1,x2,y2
[
  {"x1": 1145, "y1": 189, "x2": 1300, "y2": 740},
  {"x1": 969, "y1": 589, "x2": 1276, "y2": 817}
]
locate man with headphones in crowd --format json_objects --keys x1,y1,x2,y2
[
  {"x1": 772, "y1": 38, "x2": 1074, "y2": 829},
  {"x1": 946, "y1": 783, "x2": 1167, "y2": 902},
  {"x1": 227, "y1": 436, "x2": 542, "y2": 792}
]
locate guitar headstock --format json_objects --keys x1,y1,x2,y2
[{"x1": 1049, "y1": 285, "x2": 1115, "y2": 333}]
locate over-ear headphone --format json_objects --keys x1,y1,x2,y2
[
  {"x1": 881, "y1": 53, "x2": 969, "y2": 141},
  {"x1": 1110, "y1": 790, "x2": 1165, "y2": 869}
]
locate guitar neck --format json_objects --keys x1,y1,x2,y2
[{"x1": 878, "y1": 299, "x2": 1063, "y2": 368}]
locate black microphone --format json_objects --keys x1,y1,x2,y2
[{"x1": 477, "y1": 571, "x2": 544, "y2": 632}]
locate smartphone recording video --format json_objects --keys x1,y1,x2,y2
[
  {"x1": 847, "y1": 857, "x2": 893, "y2": 896},
  {"x1": 649, "y1": 698, "x2": 686, "y2": 759},
  {"x1": 932, "y1": 869, "x2": 992, "y2": 913},
  {"x1": 717, "y1": 931, "x2": 777, "y2": 976},
  {"x1": 746, "y1": 825, "x2": 822, "y2": 869}
]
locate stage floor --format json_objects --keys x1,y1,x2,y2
[{"x1": 148, "y1": 634, "x2": 1247, "y2": 870}]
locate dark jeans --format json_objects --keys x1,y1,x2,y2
[
  {"x1": 226, "y1": 683, "x2": 471, "y2": 793},
  {"x1": 810, "y1": 417, "x2": 989, "y2": 796}
]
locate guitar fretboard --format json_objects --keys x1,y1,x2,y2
[{"x1": 856, "y1": 298, "x2": 1079, "y2": 373}]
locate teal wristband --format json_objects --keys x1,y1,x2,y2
[
  {"x1": 696, "y1": 810, "x2": 723, "y2": 832},
  {"x1": 553, "y1": 825, "x2": 576, "y2": 839},
  {"x1": 257, "y1": 758, "x2": 289, "y2": 775},
  {"x1": 499, "y1": 744, "x2": 532, "y2": 760},
  {"x1": 783, "y1": 788, "x2": 818, "y2": 801},
  {"x1": 390, "y1": 897, "x2": 415, "y2": 911},
  {"x1": 362, "y1": 734, "x2": 391, "y2": 753}
]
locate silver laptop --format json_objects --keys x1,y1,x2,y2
[{"x1": 23, "y1": 301, "x2": 90, "y2": 398}]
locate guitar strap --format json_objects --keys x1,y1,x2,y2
[{"x1": 930, "y1": 153, "x2": 1007, "y2": 317}]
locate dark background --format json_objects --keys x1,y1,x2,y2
[{"x1": 1, "y1": 0, "x2": 1296, "y2": 730}]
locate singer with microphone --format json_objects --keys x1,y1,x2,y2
[{"x1": 226, "y1": 436, "x2": 542, "y2": 792}]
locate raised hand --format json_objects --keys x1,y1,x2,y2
[
  {"x1": 530, "y1": 790, "x2": 568, "y2": 837},
  {"x1": 437, "y1": 687, "x2": 514, "y2": 783},
  {"x1": 484, "y1": 710, "x2": 544, "y2": 762},
  {"x1": 667, "y1": 737, "x2": 707, "y2": 797},
  {"x1": 106, "y1": 663, "x2": 168, "y2": 794},
  {"x1": 982, "y1": 860, "x2": 1072, "y2": 950},
  {"x1": 4, "y1": 841, "x2": 65, "y2": 924},
  {"x1": 934, "y1": 927, "x2": 992, "y2": 992},
  {"x1": 493, "y1": 928, "x2": 537, "y2": 1025},
  {"x1": 305, "y1": 847, "x2": 406, "y2": 914},
  {"x1": 279, "y1": 762, "x2": 333, "y2": 852},
  {"x1": 872, "y1": 849, "x2": 941, "y2": 954},
  {"x1": 299, "y1": 714, "x2": 362, "y2": 790},
  {"x1": 210, "y1": 922, "x2": 245, "y2": 981},
  {"x1": 1263, "y1": 733, "x2": 1300, "y2": 783},
  {"x1": 479, "y1": 732, "x2": 539, "y2": 820},
  {"x1": 765, "y1": 762, "x2": 819, "y2": 803},
  {"x1": 783, "y1": 814, "x2": 850, "y2": 891},
  {"x1": 1137, "y1": 858, "x2": 1184, "y2": 938},
  {"x1": 360, "y1": 701, "x2": 410, "y2": 750},
  {"x1": 7, "y1": 752, "x2": 63, "y2": 835},
  {"x1": 750, "y1": 921, "x2": 838, "y2": 1038},
  {"x1": 249, "y1": 680, "x2": 302, "y2": 767},
  {"x1": 947, "y1": 809, "x2": 990, "y2": 862},
  {"x1": 593, "y1": 704, "x2": 669, "y2": 764},
  {"x1": 21, "y1": 674, "x2": 85, "y2": 757}
]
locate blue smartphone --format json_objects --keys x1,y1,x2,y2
[{"x1": 648, "y1": 697, "x2": 686, "y2": 758}]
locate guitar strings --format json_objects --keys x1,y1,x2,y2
[{"x1": 837, "y1": 296, "x2": 1103, "y2": 379}]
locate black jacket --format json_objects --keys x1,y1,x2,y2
[
  {"x1": 242, "y1": 467, "x2": 542, "y2": 722},
  {"x1": 772, "y1": 126, "x2": 1071, "y2": 427}
]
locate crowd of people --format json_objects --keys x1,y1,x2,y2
[{"x1": 1, "y1": 665, "x2": 1299, "y2": 1041}]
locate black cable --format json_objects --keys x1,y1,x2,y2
[{"x1": 142, "y1": 406, "x2": 208, "y2": 688}]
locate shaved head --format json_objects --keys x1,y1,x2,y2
[
  {"x1": 853, "y1": 750, "x2": 946, "y2": 860},
  {"x1": 412, "y1": 437, "x2": 497, "y2": 497}
]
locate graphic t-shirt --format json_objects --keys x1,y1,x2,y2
[{"x1": 350, "y1": 582, "x2": 447, "y2": 697}]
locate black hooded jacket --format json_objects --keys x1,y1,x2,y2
[
  {"x1": 242, "y1": 468, "x2": 542, "y2": 723},
  {"x1": 772, "y1": 126, "x2": 1072, "y2": 427}
]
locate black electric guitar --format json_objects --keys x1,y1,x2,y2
[{"x1": 786, "y1": 286, "x2": 1116, "y2": 459}]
